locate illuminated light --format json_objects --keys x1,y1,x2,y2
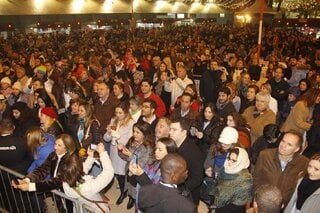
[
  {"x1": 103, "y1": 0, "x2": 113, "y2": 11},
  {"x1": 244, "y1": 14, "x2": 251, "y2": 22},
  {"x1": 189, "y1": 2, "x2": 202, "y2": 12},
  {"x1": 286, "y1": 22, "x2": 289, "y2": 25},
  {"x1": 304, "y1": 24, "x2": 307, "y2": 27},
  {"x1": 68, "y1": 24, "x2": 71, "y2": 27},
  {"x1": 71, "y1": 0, "x2": 85, "y2": 12},
  {"x1": 278, "y1": 20, "x2": 280, "y2": 23},
  {"x1": 133, "y1": 0, "x2": 139, "y2": 8},
  {"x1": 77, "y1": 21, "x2": 81, "y2": 25},
  {"x1": 155, "y1": 0, "x2": 167, "y2": 10},
  {"x1": 33, "y1": 0, "x2": 45, "y2": 11}
]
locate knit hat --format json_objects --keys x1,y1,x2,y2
[
  {"x1": 0, "y1": 94, "x2": 6, "y2": 102},
  {"x1": 224, "y1": 147, "x2": 250, "y2": 174},
  {"x1": 218, "y1": 127, "x2": 239, "y2": 145},
  {"x1": 12, "y1": 81, "x2": 22, "y2": 91},
  {"x1": 1, "y1": 77, "x2": 11, "y2": 86},
  {"x1": 41, "y1": 107, "x2": 57, "y2": 119},
  {"x1": 36, "y1": 66, "x2": 47, "y2": 75}
]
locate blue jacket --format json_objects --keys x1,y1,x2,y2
[{"x1": 27, "y1": 133, "x2": 55, "y2": 173}]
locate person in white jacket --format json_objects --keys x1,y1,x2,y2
[
  {"x1": 61, "y1": 143, "x2": 114, "y2": 213},
  {"x1": 165, "y1": 62, "x2": 193, "y2": 111}
]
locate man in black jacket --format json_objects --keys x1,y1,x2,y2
[
  {"x1": 0, "y1": 118, "x2": 31, "y2": 174},
  {"x1": 199, "y1": 59, "x2": 222, "y2": 106},
  {"x1": 169, "y1": 118, "x2": 204, "y2": 205},
  {"x1": 267, "y1": 67, "x2": 290, "y2": 115},
  {"x1": 138, "y1": 154, "x2": 196, "y2": 213}
]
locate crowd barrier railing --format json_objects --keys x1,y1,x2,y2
[{"x1": 0, "y1": 164, "x2": 85, "y2": 213}]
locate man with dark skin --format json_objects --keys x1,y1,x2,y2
[{"x1": 138, "y1": 154, "x2": 196, "y2": 213}]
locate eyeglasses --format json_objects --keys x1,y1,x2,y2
[{"x1": 227, "y1": 156, "x2": 237, "y2": 163}]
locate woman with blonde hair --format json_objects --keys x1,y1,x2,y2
[
  {"x1": 104, "y1": 102, "x2": 135, "y2": 205},
  {"x1": 26, "y1": 127, "x2": 55, "y2": 172}
]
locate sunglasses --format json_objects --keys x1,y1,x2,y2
[{"x1": 227, "y1": 156, "x2": 237, "y2": 163}]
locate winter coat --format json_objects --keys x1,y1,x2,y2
[
  {"x1": 212, "y1": 169, "x2": 253, "y2": 208},
  {"x1": 28, "y1": 133, "x2": 55, "y2": 172},
  {"x1": 242, "y1": 106, "x2": 276, "y2": 143},
  {"x1": 281, "y1": 101, "x2": 314, "y2": 135},
  {"x1": 103, "y1": 118, "x2": 135, "y2": 175},
  {"x1": 62, "y1": 152, "x2": 114, "y2": 213},
  {"x1": 284, "y1": 178, "x2": 320, "y2": 213},
  {"x1": 253, "y1": 149, "x2": 309, "y2": 206}
]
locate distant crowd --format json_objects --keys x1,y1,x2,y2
[{"x1": 1, "y1": 24, "x2": 320, "y2": 213}]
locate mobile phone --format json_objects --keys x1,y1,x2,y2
[
  {"x1": 132, "y1": 154, "x2": 138, "y2": 165},
  {"x1": 190, "y1": 127, "x2": 197, "y2": 136},
  {"x1": 90, "y1": 144, "x2": 97, "y2": 150}
]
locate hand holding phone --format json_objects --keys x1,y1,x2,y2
[
  {"x1": 131, "y1": 154, "x2": 138, "y2": 165},
  {"x1": 90, "y1": 144, "x2": 97, "y2": 150}
]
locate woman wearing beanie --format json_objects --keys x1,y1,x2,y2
[
  {"x1": 211, "y1": 147, "x2": 252, "y2": 213},
  {"x1": 202, "y1": 127, "x2": 239, "y2": 205},
  {"x1": 7, "y1": 81, "x2": 33, "y2": 108},
  {"x1": 40, "y1": 107, "x2": 64, "y2": 138}
]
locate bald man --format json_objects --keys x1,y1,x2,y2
[{"x1": 138, "y1": 154, "x2": 196, "y2": 213}]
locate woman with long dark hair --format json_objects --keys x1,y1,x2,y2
[
  {"x1": 129, "y1": 137, "x2": 178, "y2": 212},
  {"x1": 117, "y1": 121, "x2": 154, "y2": 209},
  {"x1": 74, "y1": 102, "x2": 100, "y2": 150},
  {"x1": 11, "y1": 101, "x2": 39, "y2": 136},
  {"x1": 61, "y1": 143, "x2": 114, "y2": 213},
  {"x1": 192, "y1": 102, "x2": 224, "y2": 158}
]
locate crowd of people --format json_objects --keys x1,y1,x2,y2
[{"x1": 1, "y1": 24, "x2": 320, "y2": 213}]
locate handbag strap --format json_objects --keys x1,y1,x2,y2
[{"x1": 75, "y1": 190, "x2": 109, "y2": 213}]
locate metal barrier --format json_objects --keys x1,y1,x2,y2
[{"x1": 0, "y1": 164, "x2": 84, "y2": 213}]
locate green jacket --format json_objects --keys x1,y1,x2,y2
[{"x1": 210, "y1": 169, "x2": 253, "y2": 208}]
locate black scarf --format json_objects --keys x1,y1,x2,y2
[{"x1": 296, "y1": 176, "x2": 320, "y2": 209}]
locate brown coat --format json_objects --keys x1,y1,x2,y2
[
  {"x1": 281, "y1": 101, "x2": 313, "y2": 134},
  {"x1": 94, "y1": 95, "x2": 120, "y2": 133},
  {"x1": 242, "y1": 106, "x2": 276, "y2": 143},
  {"x1": 253, "y1": 148, "x2": 308, "y2": 206}
]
